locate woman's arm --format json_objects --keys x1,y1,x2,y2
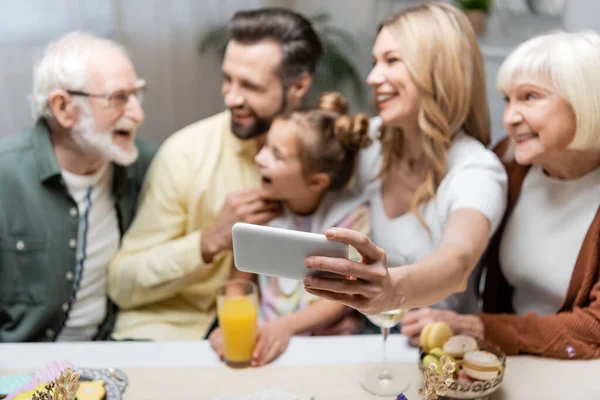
[
  {"x1": 400, "y1": 302, "x2": 600, "y2": 360},
  {"x1": 479, "y1": 302, "x2": 600, "y2": 359},
  {"x1": 390, "y1": 208, "x2": 491, "y2": 309},
  {"x1": 303, "y1": 208, "x2": 491, "y2": 314}
]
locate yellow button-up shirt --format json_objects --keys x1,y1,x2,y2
[{"x1": 108, "y1": 111, "x2": 260, "y2": 340}]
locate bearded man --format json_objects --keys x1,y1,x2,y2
[
  {"x1": 107, "y1": 7, "x2": 324, "y2": 341},
  {"x1": 0, "y1": 32, "x2": 157, "y2": 342}
]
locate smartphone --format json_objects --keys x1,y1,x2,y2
[{"x1": 232, "y1": 222, "x2": 349, "y2": 281}]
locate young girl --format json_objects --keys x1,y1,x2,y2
[{"x1": 209, "y1": 92, "x2": 371, "y2": 366}]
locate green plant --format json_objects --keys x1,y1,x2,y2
[
  {"x1": 198, "y1": 11, "x2": 365, "y2": 106},
  {"x1": 454, "y1": 0, "x2": 492, "y2": 14}
]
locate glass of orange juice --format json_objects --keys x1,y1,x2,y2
[{"x1": 216, "y1": 279, "x2": 259, "y2": 368}]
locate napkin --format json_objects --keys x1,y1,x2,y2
[
  {"x1": 0, "y1": 375, "x2": 33, "y2": 396},
  {"x1": 213, "y1": 388, "x2": 308, "y2": 400},
  {"x1": 5, "y1": 361, "x2": 75, "y2": 400}
]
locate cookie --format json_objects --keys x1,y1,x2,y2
[
  {"x1": 442, "y1": 334, "x2": 479, "y2": 359},
  {"x1": 76, "y1": 380, "x2": 106, "y2": 400},
  {"x1": 462, "y1": 350, "x2": 501, "y2": 381}
]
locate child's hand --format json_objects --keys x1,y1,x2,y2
[
  {"x1": 251, "y1": 319, "x2": 293, "y2": 367},
  {"x1": 208, "y1": 328, "x2": 224, "y2": 359}
]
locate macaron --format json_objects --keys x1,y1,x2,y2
[
  {"x1": 442, "y1": 334, "x2": 479, "y2": 359},
  {"x1": 430, "y1": 346, "x2": 454, "y2": 358},
  {"x1": 420, "y1": 322, "x2": 454, "y2": 353},
  {"x1": 432, "y1": 347, "x2": 457, "y2": 363},
  {"x1": 426, "y1": 347, "x2": 457, "y2": 375},
  {"x1": 422, "y1": 354, "x2": 442, "y2": 372},
  {"x1": 456, "y1": 369, "x2": 476, "y2": 383},
  {"x1": 462, "y1": 350, "x2": 502, "y2": 381}
]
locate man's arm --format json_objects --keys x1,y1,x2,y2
[{"x1": 108, "y1": 139, "x2": 206, "y2": 309}]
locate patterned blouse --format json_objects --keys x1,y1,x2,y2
[{"x1": 258, "y1": 204, "x2": 370, "y2": 330}]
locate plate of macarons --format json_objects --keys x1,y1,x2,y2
[{"x1": 418, "y1": 322, "x2": 506, "y2": 399}]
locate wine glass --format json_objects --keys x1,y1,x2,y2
[{"x1": 361, "y1": 308, "x2": 410, "y2": 396}]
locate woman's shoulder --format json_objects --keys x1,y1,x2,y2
[
  {"x1": 447, "y1": 132, "x2": 505, "y2": 172},
  {"x1": 435, "y1": 133, "x2": 509, "y2": 235}
]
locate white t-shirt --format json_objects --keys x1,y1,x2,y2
[
  {"x1": 500, "y1": 165, "x2": 600, "y2": 316},
  {"x1": 356, "y1": 118, "x2": 508, "y2": 313},
  {"x1": 56, "y1": 163, "x2": 120, "y2": 341}
]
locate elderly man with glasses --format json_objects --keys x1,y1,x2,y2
[{"x1": 0, "y1": 32, "x2": 157, "y2": 342}]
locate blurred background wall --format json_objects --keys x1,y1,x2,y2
[{"x1": 0, "y1": 0, "x2": 596, "y2": 147}]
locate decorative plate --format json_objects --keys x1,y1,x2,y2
[
  {"x1": 418, "y1": 339, "x2": 506, "y2": 399},
  {"x1": 76, "y1": 367, "x2": 128, "y2": 400}
]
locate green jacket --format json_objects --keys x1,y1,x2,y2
[{"x1": 0, "y1": 120, "x2": 157, "y2": 342}]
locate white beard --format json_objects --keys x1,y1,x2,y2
[{"x1": 70, "y1": 102, "x2": 139, "y2": 166}]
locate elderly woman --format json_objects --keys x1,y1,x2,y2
[{"x1": 399, "y1": 31, "x2": 600, "y2": 359}]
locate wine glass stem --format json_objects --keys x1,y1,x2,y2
[{"x1": 380, "y1": 327, "x2": 391, "y2": 380}]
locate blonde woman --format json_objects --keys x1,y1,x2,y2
[
  {"x1": 402, "y1": 31, "x2": 600, "y2": 359},
  {"x1": 302, "y1": 2, "x2": 508, "y2": 315}
]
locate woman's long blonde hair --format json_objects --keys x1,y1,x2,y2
[{"x1": 377, "y1": 1, "x2": 490, "y2": 228}]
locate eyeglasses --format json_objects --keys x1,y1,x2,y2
[{"x1": 66, "y1": 84, "x2": 146, "y2": 109}]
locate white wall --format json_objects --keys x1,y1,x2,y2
[
  {"x1": 563, "y1": 0, "x2": 600, "y2": 31},
  {"x1": 289, "y1": 0, "x2": 594, "y2": 147},
  {"x1": 112, "y1": 0, "x2": 263, "y2": 144},
  {"x1": 0, "y1": 0, "x2": 113, "y2": 137},
  {"x1": 1, "y1": 0, "x2": 598, "y2": 144},
  {"x1": 0, "y1": 0, "x2": 263, "y2": 143}
]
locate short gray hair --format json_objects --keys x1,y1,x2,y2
[
  {"x1": 497, "y1": 30, "x2": 600, "y2": 150},
  {"x1": 31, "y1": 31, "x2": 128, "y2": 120}
]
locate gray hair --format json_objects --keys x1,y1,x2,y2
[
  {"x1": 31, "y1": 31, "x2": 128, "y2": 120},
  {"x1": 497, "y1": 30, "x2": 600, "y2": 150}
]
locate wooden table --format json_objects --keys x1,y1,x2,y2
[{"x1": 2, "y1": 335, "x2": 599, "y2": 399}]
